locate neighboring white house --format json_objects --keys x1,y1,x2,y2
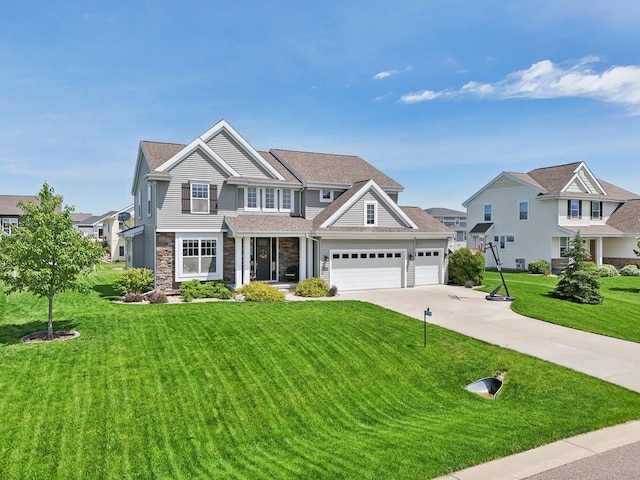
[
  {"x1": 127, "y1": 119, "x2": 454, "y2": 293},
  {"x1": 75, "y1": 206, "x2": 134, "y2": 262},
  {"x1": 463, "y1": 161, "x2": 640, "y2": 271},
  {"x1": 425, "y1": 207, "x2": 467, "y2": 250}
]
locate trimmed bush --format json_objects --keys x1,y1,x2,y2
[
  {"x1": 114, "y1": 268, "x2": 154, "y2": 295},
  {"x1": 147, "y1": 291, "x2": 168, "y2": 304},
  {"x1": 528, "y1": 259, "x2": 551, "y2": 276},
  {"x1": 236, "y1": 282, "x2": 285, "y2": 302},
  {"x1": 598, "y1": 264, "x2": 619, "y2": 277},
  {"x1": 122, "y1": 293, "x2": 144, "y2": 303},
  {"x1": 620, "y1": 264, "x2": 640, "y2": 276},
  {"x1": 180, "y1": 279, "x2": 233, "y2": 302},
  {"x1": 448, "y1": 248, "x2": 485, "y2": 286},
  {"x1": 295, "y1": 277, "x2": 330, "y2": 297}
]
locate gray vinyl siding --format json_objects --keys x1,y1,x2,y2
[
  {"x1": 156, "y1": 149, "x2": 233, "y2": 231},
  {"x1": 234, "y1": 187, "x2": 302, "y2": 217},
  {"x1": 133, "y1": 155, "x2": 156, "y2": 272},
  {"x1": 131, "y1": 235, "x2": 145, "y2": 268},
  {"x1": 304, "y1": 189, "x2": 346, "y2": 220},
  {"x1": 332, "y1": 191, "x2": 408, "y2": 227},
  {"x1": 207, "y1": 130, "x2": 272, "y2": 178}
]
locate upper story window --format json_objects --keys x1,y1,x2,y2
[
  {"x1": 2, "y1": 218, "x2": 18, "y2": 235},
  {"x1": 519, "y1": 201, "x2": 529, "y2": 221},
  {"x1": 246, "y1": 187, "x2": 258, "y2": 210},
  {"x1": 591, "y1": 201, "x2": 602, "y2": 220},
  {"x1": 147, "y1": 184, "x2": 152, "y2": 217},
  {"x1": 483, "y1": 204, "x2": 492, "y2": 222},
  {"x1": 136, "y1": 189, "x2": 142, "y2": 218},
  {"x1": 281, "y1": 189, "x2": 292, "y2": 211},
  {"x1": 365, "y1": 201, "x2": 377, "y2": 226},
  {"x1": 320, "y1": 189, "x2": 334, "y2": 203},
  {"x1": 263, "y1": 188, "x2": 276, "y2": 210},
  {"x1": 191, "y1": 183, "x2": 209, "y2": 214},
  {"x1": 567, "y1": 200, "x2": 582, "y2": 219}
]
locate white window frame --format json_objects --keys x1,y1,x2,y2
[
  {"x1": 175, "y1": 232, "x2": 223, "y2": 282},
  {"x1": 591, "y1": 201, "x2": 602, "y2": 220},
  {"x1": 190, "y1": 183, "x2": 210, "y2": 214},
  {"x1": 483, "y1": 203, "x2": 493, "y2": 222},
  {"x1": 262, "y1": 188, "x2": 277, "y2": 212},
  {"x1": 280, "y1": 188, "x2": 293, "y2": 212},
  {"x1": 560, "y1": 237, "x2": 570, "y2": 257},
  {"x1": 569, "y1": 200, "x2": 581, "y2": 219},
  {"x1": 2, "y1": 218, "x2": 18, "y2": 235},
  {"x1": 136, "y1": 189, "x2": 142, "y2": 219},
  {"x1": 364, "y1": 201, "x2": 378, "y2": 226},
  {"x1": 320, "y1": 189, "x2": 334, "y2": 203},
  {"x1": 244, "y1": 187, "x2": 259, "y2": 211},
  {"x1": 147, "y1": 184, "x2": 152, "y2": 217},
  {"x1": 518, "y1": 201, "x2": 528, "y2": 221}
]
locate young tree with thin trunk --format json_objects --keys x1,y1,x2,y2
[{"x1": 0, "y1": 182, "x2": 104, "y2": 339}]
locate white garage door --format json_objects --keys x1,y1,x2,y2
[
  {"x1": 330, "y1": 250, "x2": 404, "y2": 291},
  {"x1": 415, "y1": 250, "x2": 441, "y2": 285}
]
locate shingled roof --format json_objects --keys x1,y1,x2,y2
[
  {"x1": 271, "y1": 149, "x2": 403, "y2": 189},
  {"x1": 0, "y1": 195, "x2": 38, "y2": 215},
  {"x1": 607, "y1": 199, "x2": 640, "y2": 233},
  {"x1": 140, "y1": 141, "x2": 186, "y2": 171}
]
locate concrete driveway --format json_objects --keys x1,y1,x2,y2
[{"x1": 328, "y1": 285, "x2": 640, "y2": 480}]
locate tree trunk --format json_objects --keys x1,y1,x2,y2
[{"x1": 48, "y1": 296, "x2": 53, "y2": 340}]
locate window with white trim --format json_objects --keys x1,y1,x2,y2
[
  {"x1": 483, "y1": 203, "x2": 492, "y2": 222},
  {"x1": 281, "y1": 189, "x2": 292, "y2": 211},
  {"x1": 147, "y1": 184, "x2": 152, "y2": 217},
  {"x1": 2, "y1": 218, "x2": 18, "y2": 235},
  {"x1": 136, "y1": 189, "x2": 142, "y2": 218},
  {"x1": 320, "y1": 189, "x2": 333, "y2": 203},
  {"x1": 365, "y1": 201, "x2": 377, "y2": 226},
  {"x1": 191, "y1": 183, "x2": 209, "y2": 214},
  {"x1": 568, "y1": 200, "x2": 581, "y2": 219},
  {"x1": 591, "y1": 201, "x2": 602, "y2": 220},
  {"x1": 263, "y1": 188, "x2": 276, "y2": 210},
  {"x1": 560, "y1": 237, "x2": 570, "y2": 257},
  {"x1": 180, "y1": 238, "x2": 217, "y2": 275},
  {"x1": 246, "y1": 187, "x2": 258, "y2": 210},
  {"x1": 518, "y1": 201, "x2": 528, "y2": 221}
]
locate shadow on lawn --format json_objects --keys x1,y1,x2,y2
[
  {"x1": 92, "y1": 284, "x2": 120, "y2": 300},
  {"x1": 0, "y1": 320, "x2": 78, "y2": 345},
  {"x1": 608, "y1": 286, "x2": 640, "y2": 294}
]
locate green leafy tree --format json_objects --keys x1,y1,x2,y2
[
  {"x1": 0, "y1": 183, "x2": 104, "y2": 339},
  {"x1": 448, "y1": 248, "x2": 485, "y2": 286},
  {"x1": 551, "y1": 231, "x2": 603, "y2": 304}
]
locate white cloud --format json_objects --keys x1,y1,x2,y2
[
  {"x1": 399, "y1": 58, "x2": 640, "y2": 110},
  {"x1": 373, "y1": 66, "x2": 413, "y2": 80}
]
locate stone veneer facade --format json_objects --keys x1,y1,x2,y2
[
  {"x1": 278, "y1": 237, "x2": 299, "y2": 281},
  {"x1": 155, "y1": 232, "x2": 179, "y2": 293}
]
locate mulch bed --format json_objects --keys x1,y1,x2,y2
[{"x1": 21, "y1": 330, "x2": 80, "y2": 343}]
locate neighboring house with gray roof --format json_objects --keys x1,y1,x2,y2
[
  {"x1": 75, "y1": 206, "x2": 134, "y2": 261},
  {"x1": 425, "y1": 207, "x2": 467, "y2": 249},
  {"x1": 128, "y1": 119, "x2": 453, "y2": 293},
  {"x1": 463, "y1": 161, "x2": 640, "y2": 271},
  {"x1": 0, "y1": 195, "x2": 37, "y2": 235}
]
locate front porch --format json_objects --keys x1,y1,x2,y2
[{"x1": 231, "y1": 235, "x2": 315, "y2": 288}]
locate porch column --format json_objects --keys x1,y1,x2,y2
[
  {"x1": 596, "y1": 237, "x2": 603, "y2": 266},
  {"x1": 299, "y1": 236, "x2": 307, "y2": 281},
  {"x1": 242, "y1": 237, "x2": 251, "y2": 284},
  {"x1": 234, "y1": 237, "x2": 243, "y2": 289}
]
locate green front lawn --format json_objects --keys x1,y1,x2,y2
[
  {"x1": 482, "y1": 271, "x2": 640, "y2": 343},
  {"x1": 1, "y1": 265, "x2": 639, "y2": 479}
]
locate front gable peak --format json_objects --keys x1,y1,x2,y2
[{"x1": 561, "y1": 162, "x2": 607, "y2": 196}]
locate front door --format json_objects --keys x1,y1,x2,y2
[{"x1": 255, "y1": 238, "x2": 272, "y2": 280}]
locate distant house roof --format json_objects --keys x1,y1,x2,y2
[
  {"x1": 425, "y1": 207, "x2": 466, "y2": 217},
  {"x1": 76, "y1": 211, "x2": 117, "y2": 226},
  {"x1": 271, "y1": 149, "x2": 403, "y2": 190},
  {"x1": 71, "y1": 212, "x2": 93, "y2": 222},
  {"x1": 0, "y1": 195, "x2": 38, "y2": 215}
]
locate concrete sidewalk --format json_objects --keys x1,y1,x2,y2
[{"x1": 329, "y1": 285, "x2": 640, "y2": 479}]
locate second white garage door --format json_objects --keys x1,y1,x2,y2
[
  {"x1": 414, "y1": 250, "x2": 441, "y2": 285},
  {"x1": 330, "y1": 250, "x2": 404, "y2": 291}
]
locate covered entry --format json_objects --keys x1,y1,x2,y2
[
  {"x1": 414, "y1": 249, "x2": 442, "y2": 285},
  {"x1": 330, "y1": 249, "x2": 404, "y2": 291}
]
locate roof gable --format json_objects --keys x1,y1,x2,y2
[
  {"x1": 463, "y1": 171, "x2": 546, "y2": 207},
  {"x1": 157, "y1": 138, "x2": 240, "y2": 177},
  {"x1": 315, "y1": 180, "x2": 417, "y2": 229}
]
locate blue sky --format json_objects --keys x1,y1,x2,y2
[{"x1": 2, "y1": 1, "x2": 640, "y2": 215}]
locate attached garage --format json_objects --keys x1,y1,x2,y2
[
  {"x1": 414, "y1": 249, "x2": 442, "y2": 286},
  {"x1": 330, "y1": 250, "x2": 405, "y2": 291}
]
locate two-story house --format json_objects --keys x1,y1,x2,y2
[
  {"x1": 464, "y1": 162, "x2": 640, "y2": 270},
  {"x1": 425, "y1": 207, "x2": 467, "y2": 250},
  {"x1": 127, "y1": 120, "x2": 453, "y2": 293},
  {"x1": 0, "y1": 195, "x2": 37, "y2": 235}
]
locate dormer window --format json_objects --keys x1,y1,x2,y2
[{"x1": 320, "y1": 189, "x2": 333, "y2": 203}]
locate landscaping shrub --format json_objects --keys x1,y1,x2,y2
[
  {"x1": 328, "y1": 285, "x2": 338, "y2": 297},
  {"x1": 180, "y1": 279, "x2": 233, "y2": 302},
  {"x1": 236, "y1": 282, "x2": 285, "y2": 302},
  {"x1": 551, "y1": 232, "x2": 603, "y2": 304},
  {"x1": 598, "y1": 264, "x2": 619, "y2": 277},
  {"x1": 620, "y1": 264, "x2": 640, "y2": 276},
  {"x1": 122, "y1": 293, "x2": 144, "y2": 303},
  {"x1": 114, "y1": 268, "x2": 154, "y2": 295},
  {"x1": 147, "y1": 291, "x2": 168, "y2": 304},
  {"x1": 528, "y1": 259, "x2": 551, "y2": 276},
  {"x1": 295, "y1": 277, "x2": 330, "y2": 297},
  {"x1": 448, "y1": 248, "x2": 485, "y2": 286}
]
